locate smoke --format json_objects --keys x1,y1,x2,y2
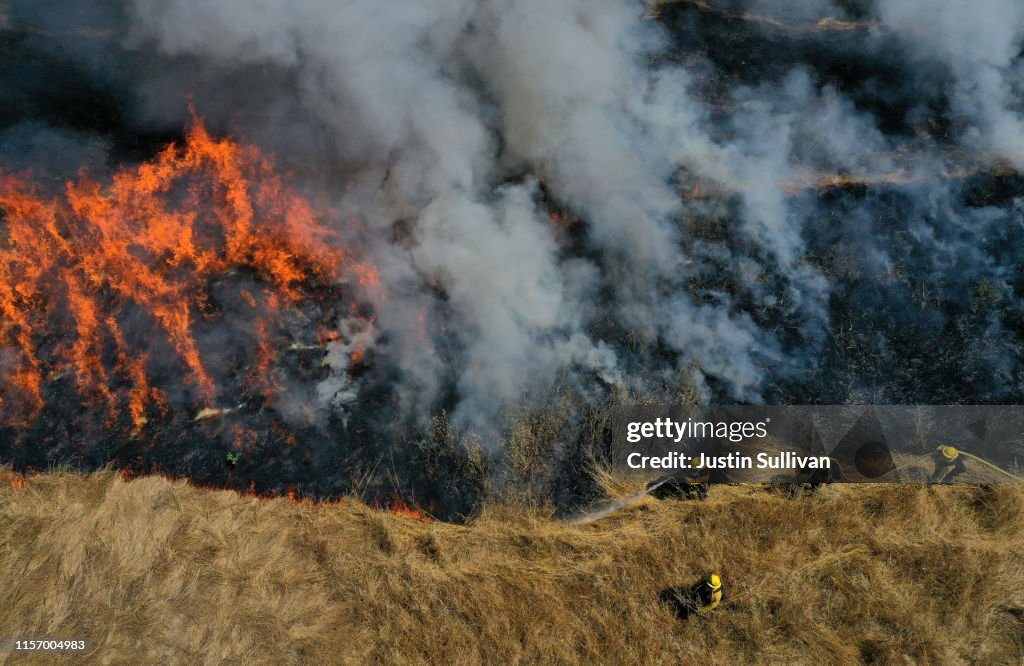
[
  {"x1": 112, "y1": 0, "x2": 808, "y2": 431},
  {"x1": 2, "y1": 0, "x2": 1023, "y2": 452},
  {"x1": 875, "y1": 0, "x2": 1024, "y2": 167}
]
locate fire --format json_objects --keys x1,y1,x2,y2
[
  {"x1": 0, "y1": 114, "x2": 376, "y2": 427},
  {"x1": 548, "y1": 210, "x2": 578, "y2": 225},
  {"x1": 7, "y1": 471, "x2": 26, "y2": 490},
  {"x1": 389, "y1": 497, "x2": 432, "y2": 522},
  {"x1": 372, "y1": 493, "x2": 433, "y2": 522}
]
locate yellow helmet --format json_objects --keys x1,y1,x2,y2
[
  {"x1": 707, "y1": 573, "x2": 722, "y2": 590},
  {"x1": 938, "y1": 445, "x2": 959, "y2": 461}
]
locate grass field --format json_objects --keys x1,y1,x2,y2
[{"x1": 1, "y1": 470, "x2": 1022, "y2": 664}]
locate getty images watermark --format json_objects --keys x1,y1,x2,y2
[{"x1": 611, "y1": 405, "x2": 1024, "y2": 484}]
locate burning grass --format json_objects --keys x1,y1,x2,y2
[
  {"x1": 0, "y1": 115, "x2": 377, "y2": 429},
  {"x1": 1, "y1": 471, "x2": 1022, "y2": 664}
]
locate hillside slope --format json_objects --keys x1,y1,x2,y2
[{"x1": 1, "y1": 471, "x2": 1022, "y2": 664}]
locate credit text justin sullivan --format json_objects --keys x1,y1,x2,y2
[{"x1": 626, "y1": 451, "x2": 831, "y2": 470}]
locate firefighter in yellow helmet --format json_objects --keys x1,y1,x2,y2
[
  {"x1": 930, "y1": 445, "x2": 966, "y2": 483},
  {"x1": 683, "y1": 455, "x2": 712, "y2": 500},
  {"x1": 694, "y1": 573, "x2": 724, "y2": 611},
  {"x1": 649, "y1": 455, "x2": 716, "y2": 500},
  {"x1": 660, "y1": 573, "x2": 725, "y2": 619}
]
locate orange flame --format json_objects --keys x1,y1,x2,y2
[
  {"x1": 372, "y1": 492, "x2": 433, "y2": 522},
  {"x1": 548, "y1": 210, "x2": 580, "y2": 227},
  {"x1": 7, "y1": 472, "x2": 26, "y2": 490},
  {"x1": 0, "y1": 114, "x2": 376, "y2": 426},
  {"x1": 390, "y1": 497, "x2": 432, "y2": 522}
]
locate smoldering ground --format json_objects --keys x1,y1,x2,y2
[{"x1": 0, "y1": 1, "x2": 1022, "y2": 515}]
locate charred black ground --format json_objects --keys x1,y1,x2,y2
[{"x1": 0, "y1": 1, "x2": 1022, "y2": 520}]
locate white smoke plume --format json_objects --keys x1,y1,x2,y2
[
  {"x1": 875, "y1": 0, "x2": 1024, "y2": 167},
  {"x1": 5, "y1": 0, "x2": 1023, "y2": 442},
  {"x1": 118, "y1": 0, "x2": 809, "y2": 432}
]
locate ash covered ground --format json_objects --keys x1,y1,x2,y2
[{"x1": 0, "y1": 0, "x2": 1022, "y2": 517}]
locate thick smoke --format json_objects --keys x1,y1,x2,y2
[
  {"x1": 2, "y1": 0, "x2": 1023, "y2": 450},
  {"x1": 118, "y1": 0, "x2": 809, "y2": 431},
  {"x1": 876, "y1": 0, "x2": 1024, "y2": 167}
]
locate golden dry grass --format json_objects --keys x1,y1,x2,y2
[{"x1": 1, "y1": 470, "x2": 1023, "y2": 665}]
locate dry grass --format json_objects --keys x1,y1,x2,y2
[{"x1": 1, "y1": 470, "x2": 1023, "y2": 665}]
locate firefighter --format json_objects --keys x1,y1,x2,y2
[
  {"x1": 693, "y1": 573, "x2": 724, "y2": 611},
  {"x1": 930, "y1": 445, "x2": 966, "y2": 483},
  {"x1": 682, "y1": 458, "x2": 712, "y2": 500},
  {"x1": 660, "y1": 573, "x2": 725, "y2": 619},
  {"x1": 649, "y1": 462, "x2": 711, "y2": 500}
]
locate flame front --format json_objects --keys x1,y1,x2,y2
[{"x1": 0, "y1": 116, "x2": 375, "y2": 429}]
